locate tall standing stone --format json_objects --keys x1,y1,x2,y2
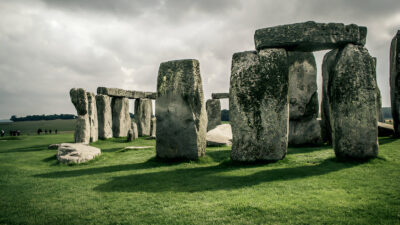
[
  {"x1": 321, "y1": 49, "x2": 339, "y2": 144},
  {"x1": 134, "y1": 98, "x2": 152, "y2": 136},
  {"x1": 206, "y1": 99, "x2": 221, "y2": 131},
  {"x1": 150, "y1": 116, "x2": 156, "y2": 137},
  {"x1": 230, "y1": 49, "x2": 289, "y2": 162},
  {"x1": 70, "y1": 88, "x2": 90, "y2": 144},
  {"x1": 111, "y1": 97, "x2": 131, "y2": 138},
  {"x1": 329, "y1": 44, "x2": 379, "y2": 159},
  {"x1": 390, "y1": 30, "x2": 400, "y2": 137},
  {"x1": 87, "y1": 92, "x2": 98, "y2": 142},
  {"x1": 156, "y1": 59, "x2": 207, "y2": 160},
  {"x1": 287, "y1": 51, "x2": 322, "y2": 145},
  {"x1": 96, "y1": 94, "x2": 113, "y2": 139}
]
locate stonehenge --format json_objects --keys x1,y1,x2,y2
[
  {"x1": 391, "y1": 30, "x2": 400, "y2": 137},
  {"x1": 156, "y1": 59, "x2": 207, "y2": 160},
  {"x1": 230, "y1": 49, "x2": 289, "y2": 162},
  {"x1": 68, "y1": 21, "x2": 384, "y2": 162}
]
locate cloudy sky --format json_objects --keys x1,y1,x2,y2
[{"x1": 0, "y1": 0, "x2": 399, "y2": 119}]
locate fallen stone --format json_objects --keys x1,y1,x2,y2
[
  {"x1": 156, "y1": 59, "x2": 207, "y2": 160},
  {"x1": 206, "y1": 124, "x2": 232, "y2": 146},
  {"x1": 87, "y1": 92, "x2": 98, "y2": 142},
  {"x1": 329, "y1": 44, "x2": 379, "y2": 159},
  {"x1": 70, "y1": 88, "x2": 88, "y2": 115},
  {"x1": 378, "y1": 122, "x2": 395, "y2": 137},
  {"x1": 97, "y1": 87, "x2": 156, "y2": 99},
  {"x1": 230, "y1": 49, "x2": 289, "y2": 162},
  {"x1": 124, "y1": 146, "x2": 153, "y2": 150},
  {"x1": 111, "y1": 97, "x2": 131, "y2": 138},
  {"x1": 254, "y1": 21, "x2": 367, "y2": 51},
  {"x1": 134, "y1": 98, "x2": 152, "y2": 136},
  {"x1": 288, "y1": 51, "x2": 318, "y2": 120},
  {"x1": 206, "y1": 99, "x2": 221, "y2": 131},
  {"x1": 48, "y1": 144, "x2": 60, "y2": 150},
  {"x1": 390, "y1": 30, "x2": 400, "y2": 137},
  {"x1": 211, "y1": 93, "x2": 229, "y2": 99},
  {"x1": 96, "y1": 94, "x2": 113, "y2": 139},
  {"x1": 57, "y1": 143, "x2": 101, "y2": 164}
]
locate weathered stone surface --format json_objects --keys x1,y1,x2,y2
[
  {"x1": 48, "y1": 144, "x2": 60, "y2": 150},
  {"x1": 230, "y1": 49, "x2": 289, "y2": 162},
  {"x1": 289, "y1": 119, "x2": 323, "y2": 146},
  {"x1": 96, "y1": 94, "x2": 113, "y2": 139},
  {"x1": 254, "y1": 21, "x2": 367, "y2": 51},
  {"x1": 206, "y1": 99, "x2": 221, "y2": 131},
  {"x1": 111, "y1": 97, "x2": 131, "y2": 138},
  {"x1": 329, "y1": 44, "x2": 379, "y2": 159},
  {"x1": 70, "y1": 88, "x2": 88, "y2": 115},
  {"x1": 156, "y1": 59, "x2": 207, "y2": 160},
  {"x1": 288, "y1": 51, "x2": 318, "y2": 120},
  {"x1": 211, "y1": 93, "x2": 229, "y2": 99},
  {"x1": 87, "y1": 92, "x2": 98, "y2": 142},
  {"x1": 57, "y1": 143, "x2": 101, "y2": 164},
  {"x1": 390, "y1": 30, "x2": 400, "y2": 137},
  {"x1": 134, "y1": 98, "x2": 152, "y2": 136},
  {"x1": 150, "y1": 117, "x2": 156, "y2": 137},
  {"x1": 131, "y1": 121, "x2": 139, "y2": 140},
  {"x1": 74, "y1": 115, "x2": 90, "y2": 144},
  {"x1": 97, "y1": 87, "x2": 156, "y2": 99},
  {"x1": 206, "y1": 124, "x2": 232, "y2": 147},
  {"x1": 378, "y1": 122, "x2": 395, "y2": 137},
  {"x1": 321, "y1": 49, "x2": 339, "y2": 144}
]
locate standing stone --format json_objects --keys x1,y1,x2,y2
[
  {"x1": 150, "y1": 116, "x2": 156, "y2": 137},
  {"x1": 96, "y1": 94, "x2": 113, "y2": 139},
  {"x1": 134, "y1": 98, "x2": 152, "y2": 136},
  {"x1": 70, "y1": 88, "x2": 90, "y2": 144},
  {"x1": 87, "y1": 92, "x2": 98, "y2": 142},
  {"x1": 230, "y1": 49, "x2": 289, "y2": 162},
  {"x1": 206, "y1": 99, "x2": 221, "y2": 131},
  {"x1": 287, "y1": 51, "x2": 322, "y2": 145},
  {"x1": 131, "y1": 121, "x2": 139, "y2": 140},
  {"x1": 321, "y1": 49, "x2": 339, "y2": 144},
  {"x1": 111, "y1": 97, "x2": 131, "y2": 138},
  {"x1": 390, "y1": 30, "x2": 400, "y2": 137},
  {"x1": 329, "y1": 44, "x2": 379, "y2": 159},
  {"x1": 156, "y1": 59, "x2": 207, "y2": 160},
  {"x1": 372, "y1": 57, "x2": 385, "y2": 123}
]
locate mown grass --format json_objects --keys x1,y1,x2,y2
[
  {"x1": 0, "y1": 134, "x2": 399, "y2": 224},
  {"x1": 0, "y1": 119, "x2": 76, "y2": 135}
]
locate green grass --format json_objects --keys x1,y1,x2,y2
[
  {"x1": 0, "y1": 134, "x2": 399, "y2": 225},
  {"x1": 0, "y1": 119, "x2": 76, "y2": 135}
]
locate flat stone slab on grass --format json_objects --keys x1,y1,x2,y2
[
  {"x1": 378, "y1": 122, "x2": 395, "y2": 137},
  {"x1": 206, "y1": 124, "x2": 232, "y2": 147},
  {"x1": 124, "y1": 146, "x2": 154, "y2": 150},
  {"x1": 254, "y1": 21, "x2": 366, "y2": 51},
  {"x1": 57, "y1": 143, "x2": 101, "y2": 164}
]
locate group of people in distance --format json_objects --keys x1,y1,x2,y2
[
  {"x1": 37, "y1": 129, "x2": 58, "y2": 135},
  {"x1": 0, "y1": 128, "x2": 59, "y2": 137}
]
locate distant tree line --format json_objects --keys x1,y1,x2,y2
[
  {"x1": 10, "y1": 114, "x2": 77, "y2": 122},
  {"x1": 382, "y1": 107, "x2": 392, "y2": 119},
  {"x1": 221, "y1": 109, "x2": 229, "y2": 121}
]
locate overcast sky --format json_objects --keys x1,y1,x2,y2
[{"x1": 0, "y1": 0, "x2": 399, "y2": 119}]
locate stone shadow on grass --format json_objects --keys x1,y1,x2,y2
[
  {"x1": 0, "y1": 144, "x2": 50, "y2": 154},
  {"x1": 287, "y1": 145, "x2": 332, "y2": 155},
  {"x1": 93, "y1": 157, "x2": 364, "y2": 193}
]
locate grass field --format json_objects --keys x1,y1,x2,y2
[
  {"x1": 0, "y1": 119, "x2": 76, "y2": 135},
  {"x1": 0, "y1": 134, "x2": 399, "y2": 224}
]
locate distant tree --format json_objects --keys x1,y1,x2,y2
[
  {"x1": 221, "y1": 109, "x2": 229, "y2": 121},
  {"x1": 382, "y1": 107, "x2": 392, "y2": 119}
]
